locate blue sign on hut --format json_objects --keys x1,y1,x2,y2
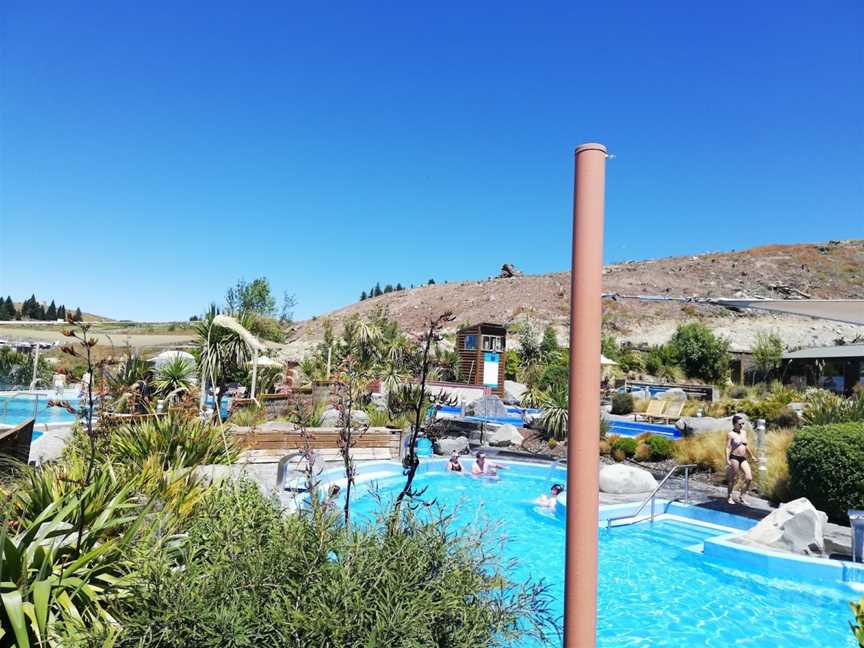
[{"x1": 455, "y1": 323, "x2": 506, "y2": 397}]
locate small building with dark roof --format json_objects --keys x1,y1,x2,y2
[
  {"x1": 782, "y1": 343, "x2": 864, "y2": 395},
  {"x1": 455, "y1": 323, "x2": 506, "y2": 397}
]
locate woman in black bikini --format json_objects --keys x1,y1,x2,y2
[
  {"x1": 447, "y1": 451, "x2": 464, "y2": 473},
  {"x1": 726, "y1": 414, "x2": 754, "y2": 504}
]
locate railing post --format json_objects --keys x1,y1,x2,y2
[
  {"x1": 683, "y1": 466, "x2": 690, "y2": 504},
  {"x1": 650, "y1": 496, "x2": 655, "y2": 522}
]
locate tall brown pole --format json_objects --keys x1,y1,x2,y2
[{"x1": 564, "y1": 143, "x2": 606, "y2": 647}]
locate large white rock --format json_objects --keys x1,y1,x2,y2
[
  {"x1": 739, "y1": 497, "x2": 828, "y2": 555},
  {"x1": 488, "y1": 424, "x2": 524, "y2": 447},
  {"x1": 435, "y1": 435, "x2": 470, "y2": 455},
  {"x1": 675, "y1": 414, "x2": 751, "y2": 436},
  {"x1": 657, "y1": 388, "x2": 687, "y2": 401},
  {"x1": 503, "y1": 380, "x2": 528, "y2": 404},
  {"x1": 320, "y1": 408, "x2": 369, "y2": 428},
  {"x1": 599, "y1": 464, "x2": 658, "y2": 494}
]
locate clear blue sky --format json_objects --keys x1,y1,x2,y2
[{"x1": 1, "y1": 2, "x2": 862, "y2": 321}]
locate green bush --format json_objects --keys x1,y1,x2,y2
[
  {"x1": 645, "y1": 435, "x2": 674, "y2": 461},
  {"x1": 113, "y1": 481, "x2": 557, "y2": 647},
  {"x1": 787, "y1": 422, "x2": 864, "y2": 522},
  {"x1": 538, "y1": 365, "x2": 569, "y2": 391},
  {"x1": 611, "y1": 392, "x2": 634, "y2": 415},
  {"x1": 668, "y1": 322, "x2": 730, "y2": 383},
  {"x1": 610, "y1": 436, "x2": 637, "y2": 459}
]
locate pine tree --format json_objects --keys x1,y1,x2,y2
[
  {"x1": 360, "y1": 291, "x2": 368, "y2": 301},
  {"x1": 46, "y1": 300, "x2": 57, "y2": 320},
  {"x1": 540, "y1": 324, "x2": 560, "y2": 359},
  {"x1": 73, "y1": 307, "x2": 83, "y2": 322},
  {"x1": 395, "y1": 283, "x2": 403, "y2": 291},
  {"x1": 0, "y1": 298, "x2": 10, "y2": 320},
  {"x1": 373, "y1": 283, "x2": 383, "y2": 297},
  {"x1": 57, "y1": 305, "x2": 66, "y2": 321},
  {"x1": 35, "y1": 303, "x2": 46, "y2": 320},
  {"x1": 383, "y1": 284, "x2": 393, "y2": 294},
  {"x1": 427, "y1": 279, "x2": 435, "y2": 285},
  {"x1": 21, "y1": 294, "x2": 37, "y2": 318}
]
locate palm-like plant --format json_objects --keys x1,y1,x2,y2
[
  {"x1": 1, "y1": 485, "x2": 142, "y2": 646},
  {"x1": 194, "y1": 310, "x2": 257, "y2": 412},
  {"x1": 538, "y1": 387, "x2": 569, "y2": 441},
  {"x1": 153, "y1": 357, "x2": 197, "y2": 402}
]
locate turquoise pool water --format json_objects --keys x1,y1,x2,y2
[
  {"x1": 341, "y1": 465, "x2": 858, "y2": 647},
  {"x1": 0, "y1": 395, "x2": 78, "y2": 427}
]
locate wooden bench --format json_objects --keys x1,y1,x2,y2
[
  {"x1": 0, "y1": 418, "x2": 35, "y2": 464},
  {"x1": 231, "y1": 426, "x2": 400, "y2": 464}
]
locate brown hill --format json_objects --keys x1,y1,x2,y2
[{"x1": 289, "y1": 240, "x2": 864, "y2": 355}]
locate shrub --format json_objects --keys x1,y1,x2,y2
[
  {"x1": 611, "y1": 392, "x2": 634, "y2": 415},
  {"x1": 851, "y1": 596, "x2": 864, "y2": 647},
  {"x1": 728, "y1": 385, "x2": 749, "y2": 399},
  {"x1": 598, "y1": 440, "x2": 611, "y2": 456},
  {"x1": 538, "y1": 365, "x2": 568, "y2": 391},
  {"x1": 547, "y1": 438, "x2": 558, "y2": 449},
  {"x1": 610, "y1": 436, "x2": 637, "y2": 459},
  {"x1": 612, "y1": 448, "x2": 625, "y2": 462},
  {"x1": 645, "y1": 435, "x2": 674, "y2": 461},
  {"x1": 599, "y1": 417, "x2": 609, "y2": 440},
  {"x1": 803, "y1": 390, "x2": 864, "y2": 425},
  {"x1": 538, "y1": 387, "x2": 568, "y2": 441},
  {"x1": 787, "y1": 422, "x2": 864, "y2": 522},
  {"x1": 668, "y1": 322, "x2": 730, "y2": 382},
  {"x1": 114, "y1": 481, "x2": 557, "y2": 647},
  {"x1": 770, "y1": 407, "x2": 800, "y2": 430},
  {"x1": 760, "y1": 429, "x2": 794, "y2": 503},
  {"x1": 673, "y1": 430, "x2": 732, "y2": 473},
  {"x1": 634, "y1": 443, "x2": 651, "y2": 462},
  {"x1": 229, "y1": 403, "x2": 267, "y2": 427},
  {"x1": 109, "y1": 412, "x2": 239, "y2": 470}
]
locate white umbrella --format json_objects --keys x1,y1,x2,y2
[
  {"x1": 149, "y1": 350, "x2": 195, "y2": 370},
  {"x1": 600, "y1": 354, "x2": 618, "y2": 366},
  {"x1": 246, "y1": 356, "x2": 283, "y2": 368}
]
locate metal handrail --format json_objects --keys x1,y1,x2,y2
[{"x1": 605, "y1": 463, "x2": 697, "y2": 528}]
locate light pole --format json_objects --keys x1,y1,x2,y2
[{"x1": 564, "y1": 143, "x2": 607, "y2": 647}]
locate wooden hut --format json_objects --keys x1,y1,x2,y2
[{"x1": 455, "y1": 323, "x2": 506, "y2": 397}]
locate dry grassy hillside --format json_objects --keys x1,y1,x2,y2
[{"x1": 289, "y1": 240, "x2": 864, "y2": 355}]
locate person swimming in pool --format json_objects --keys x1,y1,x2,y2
[
  {"x1": 471, "y1": 452, "x2": 506, "y2": 477},
  {"x1": 446, "y1": 451, "x2": 464, "y2": 473},
  {"x1": 535, "y1": 483, "x2": 564, "y2": 508},
  {"x1": 726, "y1": 414, "x2": 755, "y2": 505}
]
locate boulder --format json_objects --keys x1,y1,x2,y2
[
  {"x1": 738, "y1": 498, "x2": 828, "y2": 555},
  {"x1": 435, "y1": 435, "x2": 470, "y2": 455},
  {"x1": 503, "y1": 380, "x2": 527, "y2": 404},
  {"x1": 465, "y1": 395, "x2": 508, "y2": 418},
  {"x1": 657, "y1": 388, "x2": 687, "y2": 401},
  {"x1": 599, "y1": 464, "x2": 658, "y2": 494},
  {"x1": 629, "y1": 389, "x2": 651, "y2": 401},
  {"x1": 369, "y1": 392, "x2": 388, "y2": 412},
  {"x1": 320, "y1": 408, "x2": 370, "y2": 428},
  {"x1": 675, "y1": 414, "x2": 751, "y2": 436},
  {"x1": 488, "y1": 424, "x2": 524, "y2": 448}
]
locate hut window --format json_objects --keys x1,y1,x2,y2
[
  {"x1": 464, "y1": 335, "x2": 477, "y2": 351},
  {"x1": 482, "y1": 335, "x2": 503, "y2": 352}
]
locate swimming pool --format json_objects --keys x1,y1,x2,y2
[
  {"x1": 0, "y1": 393, "x2": 78, "y2": 427},
  {"x1": 328, "y1": 460, "x2": 859, "y2": 647}
]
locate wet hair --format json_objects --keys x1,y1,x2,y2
[
  {"x1": 551, "y1": 483, "x2": 564, "y2": 495},
  {"x1": 476, "y1": 452, "x2": 485, "y2": 459},
  {"x1": 732, "y1": 414, "x2": 744, "y2": 425}
]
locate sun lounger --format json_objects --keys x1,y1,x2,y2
[
  {"x1": 0, "y1": 417, "x2": 35, "y2": 464},
  {"x1": 634, "y1": 399, "x2": 666, "y2": 422},
  {"x1": 656, "y1": 400, "x2": 685, "y2": 423}
]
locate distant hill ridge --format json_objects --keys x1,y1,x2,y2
[{"x1": 290, "y1": 239, "x2": 864, "y2": 353}]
